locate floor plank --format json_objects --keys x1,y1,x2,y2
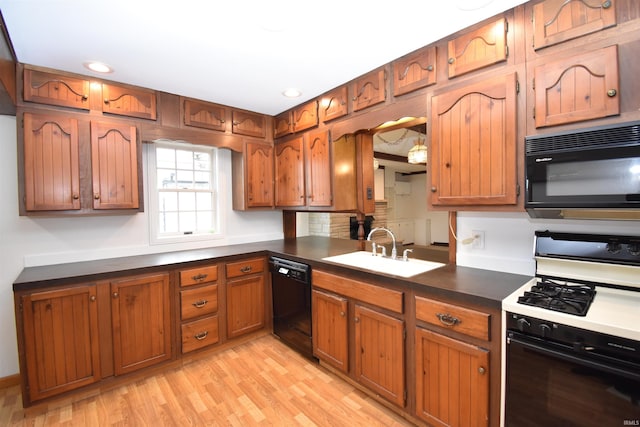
[{"x1": 1, "y1": 335, "x2": 416, "y2": 426}]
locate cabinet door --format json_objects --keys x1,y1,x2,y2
[
  {"x1": 232, "y1": 110, "x2": 266, "y2": 138},
  {"x1": 312, "y1": 289, "x2": 348, "y2": 373},
  {"x1": 292, "y1": 100, "x2": 318, "y2": 132},
  {"x1": 534, "y1": 45, "x2": 619, "y2": 128},
  {"x1": 532, "y1": 0, "x2": 616, "y2": 50},
  {"x1": 319, "y1": 86, "x2": 348, "y2": 122},
  {"x1": 246, "y1": 141, "x2": 275, "y2": 207},
  {"x1": 226, "y1": 274, "x2": 265, "y2": 338},
  {"x1": 21, "y1": 285, "x2": 100, "y2": 402},
  {"x1": 102, "y1": 83, "x2": 157, "y2": 120},
  {"x1": 275, "y1": 137, "x2": 305, "y2": 207},
  {"x1": 90, "y1": 121, "x2": 140, "y2": 210},
  {"x1": 430, "y1": 73, "x2": 517, "y2": 206},
  {"x1": 111, "y1": 273, "x2": 171, "y2": 376},
  {"x1": 23, "y1": 68, "x2": 90, "y2": 110},
  {"x1": 183, "y1": 99, "x2": 227, "y2": 132},
  {"x1": 351, "y1": 68, "x2": 386, "y2": 112},
  {"x1": 273, "y1": 111, "x2": 292, "y2": 138},
  {"x1": 393, "y1": 45, "x2": 437, "y2": 96},
  {"x1": 354, "y1": 304, "x2": 405, "y2": 408},
  {"x1": 306, "y1": 130, "x2": 332, "y2": 207},
  {"x1": 447, "y1": 18, "x2": 507, "y2": 78},
  {"x1": 23, "y1": 112, "x2": 81, "y2": 211},
  {"x1": 415, "y1": 328, "x2": 489, "y2": 427}
]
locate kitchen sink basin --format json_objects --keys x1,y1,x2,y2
[{"x1": 321, "y1": 251, "x2": 445, "y2": 278}]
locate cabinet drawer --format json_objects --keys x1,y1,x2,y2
[
  {"x1": 180, "y1": 285, "x2": 218, "y2": 320},
  {"x1": 181, "y1": 316, "x2": 219, "y2": 353},
  {"x1": 179, "y1": 265, "x2": 218, "y2": 287},
  {"x1": 226, "y1": 258, "x2": 264, "y2": 279},
  {"x1": 415, "y1": 296, "x2": 490, "y2": 341}
]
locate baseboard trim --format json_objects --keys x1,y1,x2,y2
[{"x1": 0, "y1": 373, "x2": 21, "y2": 389}]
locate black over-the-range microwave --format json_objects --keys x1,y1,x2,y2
[{"x1": 525, "y1": 120, "x2": 640, "y2": 220}]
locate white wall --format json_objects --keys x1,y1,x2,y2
[{"x1": 0, "y1": 116, "x2": 283, "y2": 377}]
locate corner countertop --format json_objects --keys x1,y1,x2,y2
[{"x1": 13, "y1": 236, "x2": 531, "y2": 308}]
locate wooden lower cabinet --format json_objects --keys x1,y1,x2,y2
[
  {"x1": 19, "y1": 285, "x2": 100, "y2": 403},
  {"x1": 311, "y1": 289, "x2": 348, "y2": 372},
  {"x1": 226, "y1": 257, "x2": 266, "y2": 339},
  {"x1": 354, "y1": 304, "x2": 405, "y2": 408},
  {"x1": 110, "y1": 273, "x2": 172, "y2": 376},
  {"x1": 415, "y1": 328, "x2": 490, "y2": 427}
]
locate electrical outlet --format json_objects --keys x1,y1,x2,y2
[{"x1": 472, "y1": 230, "x2": 485, "y2": 249}]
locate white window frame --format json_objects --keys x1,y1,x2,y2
[{"x1": 147, "y1": 140, "x2": 222, "y2": 245}]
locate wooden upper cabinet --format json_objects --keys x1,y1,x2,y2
[
  {"x1": 21, "y1": 285, "x2": 100, "y2": 403},
  {"x1": 245, "y1": 141, "x2": 274, "y2": 208},
  {"x1": 232, "y1": 109, "x2": 266, "y2": 138},
  {"x1": 351, "y1": 68, "x2": 386, "y2": 112},
  {"x1": 273, "y1": 111, "x2": 292, "y2": 138},
  {"x1": 23, "y1": 112, "x2": 80, "y2": 211},
  {"x1": 111, "y1": 273, "x2": 171, "y2": 376},
  {"x1": 392, "y1": 46, "x2": 437, "y2": 96},
  {"x1": 23, "y1": 68, "x2": 90, "y2": 110},
  {"x1": 292, "y1": 100, "x2": 318, "y2": 132},
  {"x1": 532, "y1": 0, "x2": 616, "y2": 50},
  {"x1": 319, "y1": 86, "x2": 348, "y2": 122},
  {"x1": 306, "y1": 130, "x2": 332, "y2": 207},
  {"x1": 183, "y1": 99, "x2": 227, "y2": 132},
  {"x1": 90, "y1": 121, "x2": 139, "y2": 210},
  {"x1": 102, "y1": 83, "x2": 157, "y2": 120},
  {"x1": 534, "y1": 45, "x2": 619, "y2": 128},
  {"x1": 275, "y1": 137, "x2": 305, "y2": 207},
  {"x1": 415, "y1": 327, "x2": 489, "y2": 427},
  {"x1": 447, "y1": 18, "x2": 508, "y2": 78},
  {"x1": 430, "y1": 72, "x2": 518, "y2": 206}
]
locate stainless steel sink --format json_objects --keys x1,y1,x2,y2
[{"x1": 322, "y1": 251, "x2": 445, "y2": 278}]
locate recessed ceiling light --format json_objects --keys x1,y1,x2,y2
[
  {"x1": 83, "y1": 61, "x2": 113, "y2": 73},
  {"x1": 282, "y1": 88, "x2": 302, "y2": 98}
]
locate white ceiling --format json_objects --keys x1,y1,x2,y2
[{"x1": 0, "y1": 0, "x2": 526, "y2": 116}]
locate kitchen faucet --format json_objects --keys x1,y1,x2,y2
[{"x1": 367, "y1": 227, "x2": 398, "y2": 260}]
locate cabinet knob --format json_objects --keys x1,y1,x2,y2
[
  {"x1": 448, "y1": 57, "x2": 455, "y2": 64},
  {"x1": 82, "y1": 95, "x2": 88, "y2": 101},
  {"x1": 431, "y1": 187, "x2": 437, "y2": 193},
  {"x1": 602, "y1": 0, "x2": 612, "y2": 8},
  {"x1": 94, "y1": 194, "x2": 100, "y2": 200},
  {"x1": 90, "y1": 295, "x2": 96, "y2": 302},
  {"x1": 112, "y1": 292, "x2": 119, "y2": 298},
  {"x1": 355, "y1": 317, "x2": 360, "y2": 323},
  {"x1": 445, "y1": 162, "x2": 451, "y2": 168},
  {"x1": 72, "y1": 194, "x2": 79, "y2": 200},
  {"x1": 478, "y1": 366, "x2": 486, "y2": 375},
  {"x1": 427, "y1": 65, "x2": 434, "y2": 71},
  {"x1": 607, "y1": 89, "x2": 617, "y2": 97},
  {"x1": 340, "y1": 311, "x2": 345, "y2": 317},
  {"x1": 104, "y1": 99, "x2": 110, "y2": 104}
]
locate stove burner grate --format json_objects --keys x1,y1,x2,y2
[{"x1": 517, "y1": 279, "x2": 596, "y2": 316}]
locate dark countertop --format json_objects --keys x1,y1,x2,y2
[{"x1": 13, "y1": 236, "x2": 531, "y2": 308}]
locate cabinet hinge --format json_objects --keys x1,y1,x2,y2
[
  {"x1": 516, "y1": 80, "x2": 520, "y2": 94},
  {"x1": 505, "y1": 45, "x2": 509, "y2": 58},
  {"x1": 403, "y1": 327, "x2": 406, "y2": 340},
  {"x1": 532, "y1": 78, "x2": 535, "y2": 90},
  {"x1": 403, "y1": 389, "x2": 407, "y2": 403},
  {"x1": 516, "y1": 183, "x2": 521, "y2": 197},
  {"x1": 505, "y1": 20, "x2": 508, "y2": 34},
  {"x1": 533, "y1": 106, "x2": 536, "y2": 119}
]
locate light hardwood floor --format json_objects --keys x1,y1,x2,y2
[{"x1": 1, "y1": 335, "x2": 416, "y2": 426}]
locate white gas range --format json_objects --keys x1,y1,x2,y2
[{"x1": 501, "y1": 231, "x2": 640, "y2": 427}]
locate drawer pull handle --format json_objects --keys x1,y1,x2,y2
[
  {"x1": 436, "y1": 313, "x2": 460, "y2": 327},
  {"x1": 192, "y1": 299, "x2": 208, "y2": 308},
  {"x1": 194, "y1": 331, "x2": 209, "y2": 340},
  {"x1": 191, "y1": 273, "x2": 208, "y2": 282},
  {"x1": 240, "y1": 266, "x2": 252, "y2": 273}
]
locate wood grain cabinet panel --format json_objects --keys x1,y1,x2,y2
[
  {"x1": 392, "y1": 46, "x2": 437, "y2": 96},
  {"x1": 273, "y1": 111, "x2": 292, "y2": 138},
  {"x1": 90, "y1": 121, "x2": 140, "y2": 210},
  {"x1": 532, "y1": 0, "x2": 617, "y2": 50},
  {"x1": 20, "y1": 285, "x2": 100, "y2": 403},
  {"x1": 416, "y1": 296, "x2": 490, "y2": 341},
  {"x1": 102, "y1": 83, "x2": 157, "y2": 120},
  {"x1": 447, "y1": 18, "x2": 508, "y2": 78},
  {"x1": 275, "y1": 137, "x2": 305, "y2": 207},
  {"x1": 23, "y1": 112, "x2": 80, "y2": 211},
  {"x1": 351, "y1": 68, "x2": 386, "y2": 112},
  {"x1": 23, "y1": 68, "x2": 90, "y2": 110},
  {"x1": 312, "y1": 289, "x2": 348, "y2": 373},
  {"x1": 181, "y1": 316, "x2": 219, "y2": 353},
  {"x1": 534, "y1": 45, "x2": 619, "y2": 128},
  {"x1": 183, "y1": 99, "x2": 227, "y2": 132},
  {"x1": 292, "y1": 100, "x2": 318, "y2": 132},
  {"x1": 415, "y1": 328, "x2": 489, "y2": 427},
  {"x1": 319, "y1": 86, "x2": 348, "y2": 122},
  {"x1": 354, "y1": 304, "x2": 405, "y2": 408},
  {"x1": 305, "y1": 130, "x2": 332, "y2": 207},
  {"x1": 430, "y1": 73, "x2": 518, "y2": 206},
  {"x1": 180, "y1": 284, "x2": 218, "y2": 320},
  {"x1": 111, "y1": 273, "x2": 171, "y2": 376},
  {"x1": 226, "y1": 274, "x2": 265, "y2": 339},
  {"x1": 232, "y1": 109, "x2": 267, "y2": 138}
]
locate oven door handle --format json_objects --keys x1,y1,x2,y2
[{"x1": 508, "y1": 332, "x2": 640, "y2": 382}]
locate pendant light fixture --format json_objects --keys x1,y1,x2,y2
[{"x1": 407, "y1": 138, "x2": 427, "y2": 164}]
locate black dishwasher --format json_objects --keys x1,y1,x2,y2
[{"x1": 269, "y1": 256, "x2": 314, "y2": 360}]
